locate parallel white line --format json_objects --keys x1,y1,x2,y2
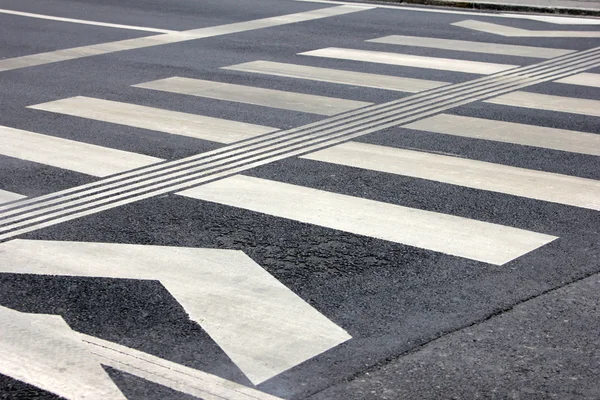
[
  {"x1": 452, "y1": 20, "x2": 600, "y2": 38},
  {"x1": 0, "y1": 190, "x2": 26, "y2": 204},
  {"x1": 134, "y1": 77, "x2": 372, "y2": 116},
  {"x1": 0, "y1": 126, "x2": 161, "y2": 177},
  {"x1": 0, "y1": 8, "x2": 175, "y2": 33},
  {"x1": 367, "y1": 35, "x2": 574, "y2": 59},
  {"x1": 29, "y1": 96, "x2": 278, "y2": 144},
  {"x1": 222, "y1": 60, "x2": 448, "y2": 92},
  {"x1": 0, "y1": 48, "x2": 597, "y2": 224},
  {"x1": 300, "y1": 47, "x2": 518, "y2": 74},
  {"x1": 554, "y1": 72, "x2": 600, "y2": 88},
  {"x1": 0, "y1": 5, "x2": 370, "y2": 72},
  {"x1": 486, "y1": 91, "x2": 600, "y2": 117},
  {"x1": 1, "y1": 47, "x2": 598, "y2": 240},
  {"x1": 302, "y1": 141, "x2": 600, "y2": 210},
  {"x1": 405, "y1": 114, "x2": 600, "y2": 156},
  {"x1": 180, "y1": 175, "x2": 557, "y2": 265}
]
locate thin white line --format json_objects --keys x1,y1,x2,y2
[
  {"x1": 0, "y1": 5, "x2": 371, "y2": 73},
  {"x1": 0, "y1": 8, "x2": 176, "y2": 33}
]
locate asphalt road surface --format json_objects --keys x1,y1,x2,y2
[{"x1": 0, "y1": 1, "x2": 599, "y2": 399}]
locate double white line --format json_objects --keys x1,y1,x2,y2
[{"x1": 1, "y1": 46, "x2": 600, "y2": 241}]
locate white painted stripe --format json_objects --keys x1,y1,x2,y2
[
  {"x1": 29, "y1": 96, "x2": 277, "y2": 144},
  {"x1": 486, "y1": 91, "x2": 600, "y2": 117},
  {"x1": 367, "y1": 35, "x2": 573, "y2": 59},
  {"x1": 554, "y1": 72, "x2": 600, "y2": 88},
  {"x1": 0, "y1": 8, "x2": 175, "y2": 33},
  {"x1": 302, "y1": 141, "x2": 600, "y2": 210},
  {"x1": 0, "y1": 190, "x2": 26, "y2": 204},
  {"x1": 222, "y1": 60, "x2": 448, "y2": 92},
  {"x1": 0, "y1": 126, "x2": 160, "y2": 177},
  {"x1": 453, "y1": 20, "x2": 600, "y2": 38},
  {"x1": 0, "y1": 5, "x2": 370, "y2": 73},
  {"x1": 300, "y1": 48, "x2": 517, "y2": 74},
  {"x1": 0, "y1": 306, "x2": 127, "y2": 400},
  {"x1": 506, "y1": 14, "x2": 600, "y2": 25},
  {"x1": 404, "y1": 114, "x2": 600, "y2": 156},
  {"x1": 134, "y1": 77, "x2": 372, "y2": 116},
  {"x1": 0, "y1": 240, "x2": 350, "y2": 385},
  {"x1": 80, "y1": 334, "x2": 284, "y2": 400},
  {"x1": 180, "y1": 175, "x2": 557, "y2": 265}
]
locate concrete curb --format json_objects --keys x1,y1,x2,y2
[{"x1": 364, "y1": 0, "x2": 600, "y2": 16}]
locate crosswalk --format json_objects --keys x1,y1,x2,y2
[{"x1": 2, "y1": 32, "x2": 599, "y2": 268}]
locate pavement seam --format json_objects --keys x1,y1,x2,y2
[
  {"x1": 304, "y1": 267, "x2": 600, "y2": 399},
  {"x1": 346, "y1": 0, "x2": 600, "y2": 16}
]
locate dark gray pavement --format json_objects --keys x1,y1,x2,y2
[{"x1": 0, "y1": 1, "x2": 599, "y2": 399}]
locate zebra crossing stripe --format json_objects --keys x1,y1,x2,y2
[
  {"x1": 0, "y1": 190, "x2": 26, "y2": 204},
  {"x1": 179, "y1": 175, "x2": 557, "y2": 265},
  {"x1": 134, "y1": 77, "x2": 372, "y2": 116},
  {"x1": 0, "y1": 126, "x2": 161, "y2": 177},
  {"x1": 222, "y1": 60, "x2": 448, "y2": 92},
  {"x1": 299, "y1": 48, "x2": 518, "y2": 74},
  {"x1": 1, "y1": 46, "x2": 599, "y2": 241},
  {"x1": 302, "y1": 141, "x2": 600, "y2": 210},
  {"x1": 554, "y1": 72, "x2": 600, "y2": 88},
  {"x1": 404, "y1": 114, "x2": 600, "y2": 157},
  {"x1": 29, "y1": 96, "x2": 277, "y2": 144},
  {"x1": 486, "y1": 91, "x2": 600, "y2": 117},
  {"x1": 367, "y1": 35, "x2": 574, "y2": 59}
]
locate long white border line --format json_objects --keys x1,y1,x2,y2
[
  {"x1": 296, "y1": 0, "x2": 600, "y2": 22},
  {"x1": 0, "y1": 8, "x2": 176, "y2": 33},
  {"x1": 0, "y1": 5, "x2": 371, "y2": 73}
]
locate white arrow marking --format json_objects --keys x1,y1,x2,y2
[
  {"x1": 453, "y1": 20, "x2": 600, "y2": 38},
  {"x1": 0, "y1": 306, "x2": 283, "y2": 400},
  {"x1": 0, "y1": 240, "x2": 351, "y2": 385},
  {"x1": 0, "y1": 305, "x2": 127, "y2": 400}
]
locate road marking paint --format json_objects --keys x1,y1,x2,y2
[
  {"x1": 0, "y1": 305, "x2": 127, "y2": 400},
  {"x1": 0, "y1": 8, "x2": 175, "y2": 33},
  {"x1": 80, "y1": 334, "x2": 284, "y2": 400},
  {"x1": 0, "y1": 125, "x2": 161, "y2": 177},
  {"x1": 2, "y1": 46, "x2": 598, "y2": 240},
  {"x1": 134, "y1": 77, "x2": 372, "y2": 116},
  {"x1": 303, "y1": 141, "x2": 600, "y2": 210},
  {"x1": 554, "y1": 72, "x2": 600, "y2": 88},
  {"x1": 453, "y1": 20, "x2": 600, "y2": 38},
  {"x1": 0, "y1": 5, "x2": 371, "y2": 73},
  {"x1": 0, "y1": 190, "x2": 26, "y2": 204},
  {"x1": 300, "y1": 48, "x2": 517, "y2": 74},
  {"x1": 367, "y1": 35, "x2": 574, "y2": 59},
  {"x1": 405, "y1": 114, "x2": 600, "y2": 156},
  {"x1": 0, "y1": 240, "x2": 351, "y2": 385},
  {"x1": 180, "y1": 175, "x2": 557, "y2": 265},
  {"x1": 222, "y1": 60, "x2": 448, "y2": 92},
  {"x1": 486, "y1": 91, "x2": 600, "y2": 117},
  {"x1": 512, "y1": 15, "x2": 600, "y2": 25},
  {"x1": 29, "y1": 96, "x2": 277, "y2": 144}
]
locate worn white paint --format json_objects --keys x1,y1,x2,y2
[
  {"x1": 0, "y1": 305, "x2": 127, "y2": 400},
  {"x1": 0, "y1": 5, "x2": 371, "y2": 72},
  {"x1": 134, "y1": 77, "x2": 372, "y2": 116},
  {"x1": 29, "y1": 96, "x2": 277, "y2": 143},
  {"x1": 0, "y1": 125, "x2": 161, "y2": 177},
  {"x1": 404, "y1": 114, "x2": 600, "y2": 156},
  {"x1": 303, "y1": 141, "x2": 600, "y2": 210},
  {"x1": 181, "y1": 175, "x2": 557, "y2": 265},
  {"x1": 367, "y1": 35, "x2": 573, "y2": 59},
  {"x1": 486, "y1": 91, "x2": 600, "y2": 117},
  {"x1": 453, "y1": 20, "x2": 600, "y2": 37},
  {"x1": 300, "y1": 48, "x2": 517, "y2": 74},
  {"x1": 223, "y1": 60, "x2": 448, "y2": 92},
  {"x1": 0, "y1": 240, "x2": 351, "y2": 385}
]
